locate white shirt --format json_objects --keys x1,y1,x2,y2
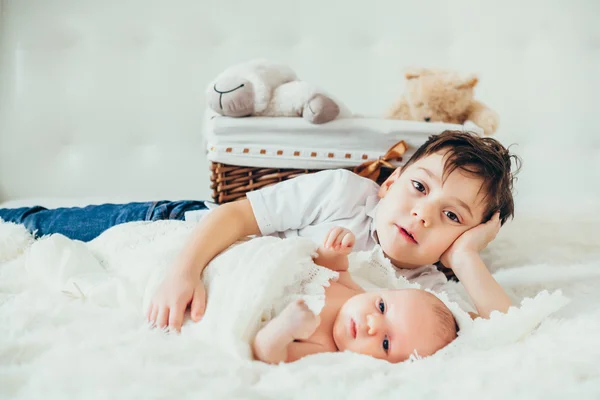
[{"x1": 246, "y1": 169, "x2": 381, "y2": 251}]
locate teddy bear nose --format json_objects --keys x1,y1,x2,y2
[{"x1": 424, "y1": 117, "x2": 431, "y2": 122}]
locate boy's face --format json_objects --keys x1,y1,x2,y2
[
  {"x1": 332, "y1": 289, "x2": 450, "y2": 363},
  {"x1": 375, "y1": 151, "x2": 487, "y2": 268}
]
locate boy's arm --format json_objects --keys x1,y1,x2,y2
[
  {"x1": 441, "y1": 212, "x2": 512, "y2": 319},
  {"x1": 446, "y1": 252, "x2": 511, "y2": 319},
  {"x1": 149, "y1": 170, "x2": 363, "y2": 331},
  {"x1": 147, "y1": 199, "x2": 260, "y2": 331},
  {"x1": 171, "y1": 198, "x2": 260, "y2": 277}
]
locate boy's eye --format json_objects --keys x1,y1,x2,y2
[
  {"x1": 382, "y1": 336, "x2": 390, "y2": 353},
  {"x1": 445, "y1": 211, "x2": 460, "y2": 223},
  {"x1": 378, "y1": 300, "x2": 385, "y2": 314},
  {"x1": 411, "y1": 180, "x2": 425, "y2": 193}
]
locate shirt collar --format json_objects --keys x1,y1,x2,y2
[{"x1": 365, "y1": 194, "x2": 380, "y2": 245}]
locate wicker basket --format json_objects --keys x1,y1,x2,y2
[{"x1": 209, "y1": 162, "x2": 395, "y2": 204}]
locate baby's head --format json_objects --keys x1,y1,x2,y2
[
  {"x1": 374, "y1": 130, "x2": 520, "y2": 268},
  {"x1": 332, "y1": 288, "x2": 457, "y2": 363}
]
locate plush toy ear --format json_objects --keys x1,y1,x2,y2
[
  {"x1": 456, "y1": 75, "x2": 479, "y2": 89},
  {"x1": 404, "y1": 67, "x2": 435, "y2": 80}
]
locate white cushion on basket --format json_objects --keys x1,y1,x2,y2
[{"x1": 204, "y1": 115, "x2": 484, "y2": 169}]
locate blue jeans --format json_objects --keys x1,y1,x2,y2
[{"x1": 0, "y1": 200, "x2": 208, "y2": 242}]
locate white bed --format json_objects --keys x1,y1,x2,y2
[{"x1": 1, "y1": 1, "x2": 600, "y2": 398}]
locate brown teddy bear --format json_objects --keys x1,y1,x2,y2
[{"x1": 384, "y1": 67, "x2": 499, "y2": 136}]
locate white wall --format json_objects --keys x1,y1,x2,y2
[{"x1": 0, "y1": 0, "x2": 599, "y2": 214}]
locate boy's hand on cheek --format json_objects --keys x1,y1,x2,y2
[{"x1": 441, "y1": 212, "x2": 501, "y2": 269}]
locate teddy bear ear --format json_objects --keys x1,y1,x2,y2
[
  {"x1": 456, "y1": 75, "x2": 479, "y2": 89},
  {"x1": 404, "y1": 67, "x2": 434, "y2": 80}
]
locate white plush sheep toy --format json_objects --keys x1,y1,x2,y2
[{"x1": 206, "y1": 59, "x2": 352, "y2": 124}]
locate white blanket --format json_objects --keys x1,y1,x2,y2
[
  {"x1": 204, "y1": 116, "x2": 483, "y2": 169},
  {"x1": 1, "y1": 216, "x2": 599, "y2": 399}
]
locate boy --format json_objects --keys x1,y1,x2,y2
[
  {"x1": 0, "y1": 130, "x2": 518, "y2": 332},
  {"x1": 146, "y1": 130, "x2": 517, "y2": 331}
]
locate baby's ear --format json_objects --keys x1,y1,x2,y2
[{"x1": 456, "y1": 74, "x2": 479, "y2": 89}]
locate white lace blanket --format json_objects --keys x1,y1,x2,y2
[{"x1": 183, "y1": 235, "x2": 339, "y2": 360}]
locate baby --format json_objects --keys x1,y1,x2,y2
[{"x1": 253, "y1": 227, "x2": 457, "y2": 364}]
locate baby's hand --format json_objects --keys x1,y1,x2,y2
[
  {"x1": 278, "y1": 299, "x2": 321, "y2": 340},
  {"x1": 322, "y1": 227, "x2": 355, "y2": 256}
]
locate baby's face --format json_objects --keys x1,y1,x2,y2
[{"x1": 332, "y1": 289, "x2": 450, "y2": 363}]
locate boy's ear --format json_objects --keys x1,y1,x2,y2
[{"x1": 378, "y1": 167, "x2": 402, "y2": 198}]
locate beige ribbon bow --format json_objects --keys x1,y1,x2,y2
[{"x1": 353, "y1": 140, "x2": 409, "y2": 181}]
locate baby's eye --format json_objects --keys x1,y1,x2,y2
[
  {"x1": 411, "y1": 180, "x2": 425, "y2": 193},
  {"x1": 378, "y1": 300, "x2": 385, "y2": 314},
  {"x1": 445, "y1": 211, "x2": 460, "y2": 223},
  {"x1": 382, "y1": 336, "x2": 390, "y2": 353}
]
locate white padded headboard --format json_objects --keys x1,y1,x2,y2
[{"x1": 1, "y1": 0, "x2": 599, "y2": 214}]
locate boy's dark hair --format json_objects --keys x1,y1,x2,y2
[{"x1": 400, "y1": 130, "x2": 520, "y2": 225}]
